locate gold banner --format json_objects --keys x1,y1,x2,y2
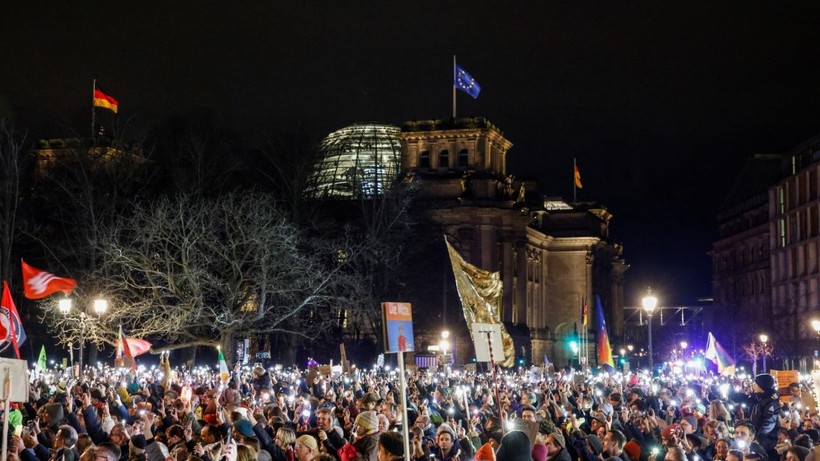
[{"x1": 445, "y1": 237, "x2": 515, "y2": 367}]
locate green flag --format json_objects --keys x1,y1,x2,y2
[{"x1": 38, "y1": 345, "x2": 47, "y2": 370}]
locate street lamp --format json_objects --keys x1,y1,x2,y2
[
  {"x1": 759, "y1": 334, "x2": 768, "y2": 372},
  {"x1": 59, "y1": 296, "x2": 108, "y2": 375},
  {"x1": 642, "y1": 288, "x2": 658, "y2": 372},
  {"x1": 439, "y1": 330, "x2": 451, "y2": 370}
]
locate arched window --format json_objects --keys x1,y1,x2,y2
[
  {"x1": 457, "y1": 149, "x2": 469, "y2": 167},
  {"x1": 419, "y1": 151, "x2": 430, "y2": 168},
  {"x1": 439, "y1": 150, "x2": 449, "y2": 168}
]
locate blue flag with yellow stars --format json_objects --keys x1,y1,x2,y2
[{"x1": 455, "y1": 65, "x2": 481, "y2": 99}]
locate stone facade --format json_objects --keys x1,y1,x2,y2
[{"x1": 399, "y1": 117, "x2": 626, "y2": 367}]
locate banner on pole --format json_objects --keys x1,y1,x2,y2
[
  {"x1": 382, "y1": 302, "x2": 414, "y2": 353},
  {"x1": 472, "y1": 323, "x2": 505, "y2": 362}
]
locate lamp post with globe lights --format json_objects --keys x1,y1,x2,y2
[
  {"x1": 58, "y1": 297, "x2": 108, "y2": 375},
  {"x1": 642, "y1": 289, "x2": 658, "y2": 372}
]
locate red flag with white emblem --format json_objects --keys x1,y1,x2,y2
[
  {"x1": 0, "y1": 281, "x2": 23, "y2": 358},
  {"x1": 21, "y1": 259, "x2": 77, "y2": 299}
]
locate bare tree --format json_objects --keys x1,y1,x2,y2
[
  {"x1": 39, "y1": 193, "x2": 368, "y2": 360},
  {"x1": 27, "y1": 136, "x2": 153, "y2": 274},
  {"x1": 0, "y1": 121, "x2": 27, "y2": 283}
]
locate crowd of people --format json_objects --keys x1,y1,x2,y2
[{"x1": 3, "y1": 356, "x2": 819, "y2": 461}]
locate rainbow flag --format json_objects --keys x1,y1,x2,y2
[
  {"x1": 595, "y1": 295, "x2": 614, "y2": 369},
  {"x1": 705, "y1": 332, "x2": 736, "y2": 376}
]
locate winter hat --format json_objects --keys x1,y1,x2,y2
[
  {"x1": 475, "y1": 443, "x2": 496, "y2": 461},
  {"x1": 531, "y1": 443, "x2": 548, "y2": 461},
  {"x1": 488, "y1": 431, "x2": 504, "y2": 445},
  {"x1": 234, "y1": 419, "x2": 255, "y2": 438},
  {"x1": 682, "y1": 416, "x2": 698, "y2": 431},
  {"x1": 549, "y1": 432, "x2": 566, "y2": 449},
  {"x1": 585, "y1": 435, "x2": 604, "y2": 455},
  {"x1": 790, "y1": 446, "x2": 811, "y2": 461},
  {"x1": 754, "y1": 374, "x2": 777, "y2": 393},
  {"x1": 296, "y1": 435, "x2": 318, "y2": 453},
  {"x1": 624, "y1": 441, "x2": 641, "y2": 460},
  {"x1": 354, "y1": 411, "x2": 378, "y2": 434},
  {"x1": 661, "y1": 424, "x2": 679, "y2": 440},
  {"x1": 496, "y1": 431, "x2": 532, "y2": 461},
  {"x1": 804, "y1": 429, "x2": 820, "y2": 445},
  {"x1": 130, "y1": 435, "x2": 147, "y2": 450},
  {"x1": 378, "y1": 432, "x2": 404, "y2": 458},
  {"x1": 437, "y1": 423, "x2": 457, "y2": 441},
  {"x1": 43, "y1": 403, "x2": 64, "y2": 429}
]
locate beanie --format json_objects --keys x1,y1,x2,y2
[
  {"x1": 661, "y1": 424, "x2": 679, "y2": 440},
  {"x1": 624, "y1": 440, "x2": 641, "y2": 461},
  {"x1": 378, "y1": 432, "x2": 404, "y2": 458},
  {"x1": 586, "y1": 435, "x2": 604, "y2": 455},
  {"x1": 496, "y1": 431, "x2": 531, "y2": 461},
  {"x1": 791, "y1": 446, "x2": 810, "y2": 461},
  {"x1": 354, "y1": 411, "x2": 378, "y2": 434},
  {"x1": 532, "y1": 443, "x2": 548, "y2": 461},
  {"x1": 549, "y1": 431, "x2": 566, "y2": 449},
  {"x1": 437, "y1": 423, "x2": 457, "y2": 441},
  {"x1": 682, "y1": 416, "x2": 698, "y2": 431},
  {"x1": 234, "y1": 419, "x2": 255, "y2": 438},
  {"x1": 130, "y1": 435, "x2": 147, "y2": 450},
  {"x1": 475, "y1": 443, "x2": 496, "y2": 461},
  {"x1": 754, "y1": 374, "x2": 777, "y2": 393}
]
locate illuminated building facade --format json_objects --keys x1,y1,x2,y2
[{"x1": 312, "y1": 117, "x2": 627, "y2": 367}]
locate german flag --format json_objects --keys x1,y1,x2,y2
[{"x1": 93, "y1": 85, "x2": 118, "y2": 113}]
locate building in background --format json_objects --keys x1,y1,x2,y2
[
  {"x1": 310, "y1": 117, "x2": 628, "y2": 367},
  {"x1": 714, "y1": 132, "x2": 820, "y2": 371}
]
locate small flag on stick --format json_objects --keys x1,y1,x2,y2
[
  {"x1": 38, "y1": 345, "x2": 47, "y2": 370},
  {"x1": 705, "y1": 332, "x2": 736, "y2": 376},
  {"x1": 218, "y1": 347, "x2": 230, "y2": 383}
]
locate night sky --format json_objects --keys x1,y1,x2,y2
[{"x1": 5, "y1": 2, "x2": 820, "y2": 307}]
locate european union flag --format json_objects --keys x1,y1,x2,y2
[{"x1": 455, "y1": 65, "x2": 481, "y2": 99}]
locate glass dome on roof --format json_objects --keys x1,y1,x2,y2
[{"x1": 308, "y1": 123, "x2": 402, "y2": 198}]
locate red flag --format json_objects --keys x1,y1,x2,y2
[
  {"x1": 21, "y1": 259, "x2": 77, "y2": 299},
  {"x1": 125, "y1": 338, "x2": 152, "y2": 356},
  {"x1": 0, "y1": 281, "x2": 24, "y2": 359},
  {"x1": 116, "y1": 325, "x2": 136, "y2": 371}
]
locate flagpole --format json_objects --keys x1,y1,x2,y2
[
  {"x1": 91, "y1": 79, "x2": 96, "y2": 139},
  {"x1": 582, "y1": 297, "x2": 587, "y2": 367},
  {"x1": 452, "y1": 55, "x2": 457, "y2": 119}
]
